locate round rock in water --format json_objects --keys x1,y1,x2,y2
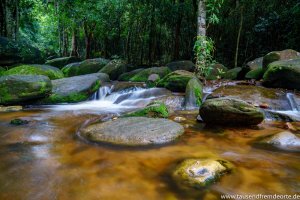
[{"x1": 80, "y1": 117, "x2": 185, "y2": 146}]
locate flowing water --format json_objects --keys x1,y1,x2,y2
[{"x1": 0, "y1": 84, "x2": 299, "y2": 200}]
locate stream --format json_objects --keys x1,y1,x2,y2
[{"x1": 0, "y1": 82, "x2": 299, "y2": 200}]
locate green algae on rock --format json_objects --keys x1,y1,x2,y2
[
  {"x1": 199, "y1": 98, "x2": 264, "y2": 126},
  {"x1": 123, "y1": 102, "x2": 169, "y2": 118},
  {"x1": 80, "y1": 117, "x2": 184, "y2": 146},
  {"x1": 0, "y1": 75, "x2": 52, "y2": 105},
  {"x1": 4, "y1": 64, "x2": 64, "y2": 80},
  {"x1": 184, "y1": 77, "x2": 203, "y2": 108},
  {"x1": 172, "y1": 158, "x2": 233, "y2": 190},
  {"x1": 157, "y1": 70, "x2": 195, "y2": 92}
]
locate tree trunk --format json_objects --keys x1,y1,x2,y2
[
  {"x1": 70, "y1": 27, "x2": 79, "y2": 57},
  {"x1": 0, "y1": 0, "x2": 19, "y2": 39},
  {"x1": 173, "y1": 0, "x2": 184, "y2": 60},
  {"x1": 234, "y1": 1, "x2": 243, "y2": 68},
  {"x1": 197, "y1": 0, "x2": 206, "y2": 37},
  {"x1": 85, "y1": 34, "x2": 92, "y2": 59}
]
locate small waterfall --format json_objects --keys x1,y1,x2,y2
[
  {"x1": 286, "y1": 93, "x2": 299, "y2": 111},
  {"x1": 90, "y1": 85, "x2": 113, "y2": 100}
]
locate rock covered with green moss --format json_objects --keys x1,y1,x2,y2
[
  {"x1": 118, "y1": 69, "x2": 144, "y2": 81},
  {"x1": 156, "y1": 70, "x2": 194, "y2": 92},
  {"x1": 99, "y1": 59, "x2": 128, "y2": 80},
  {"x1": 199, "y1": 98, "x2": 264, "y2": 126},
  {"x1": 129, "y1": 67, "x2": 171, "y2": 82},
  {"x1": 245, "y1": 68, "x2": 264, "y2": 80},
  {"x1": 39, "y1": 73, "x2": 102, "y2": 104},
  {"x1": 0, "y1": 67, "x2": 5, "y2": 76},
  {"x1": 206, "y1": 63, "x2": 228, "y2": 80},
  {"x1": 0, "y1": 37, "x2": 43, "y2": 66},
  {"x1": 172, "y1": 158, "x2": 233, "y2": 190},
  {"x1": 45, "y1": 56, "x2": 81, "y2": 69},
  {"x1": 263, "y1": 49, "x2": 300, "y2": 70},
  {"x1": 184, "y1": 77, "x2": 203, "y2": 109},
  {"x1": 80, "y1": 117, "x2": 184, "y2": 146},
  {"x1": 0, "y1": 75, "x2": 52, "y2": 105},
  {"x1": 263, "y1": 58, "x2": 300, "y2": 90},
  {"x1": 4, "y1": 64, "x2": 64, "y2": 80},
  {"x1": 124, "y1": 102, "x2": 169, "y2": 118},
  {"x1": 246, "y1": 57, "x2": 263, "y2": 70},
  {"x1": 166, "y1": 60, "x2": 195, "y2": 72},
  {"x1": 62, "y1": 58, "x2": 110, "y2": 77}
]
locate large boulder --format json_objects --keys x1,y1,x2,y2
[
  {"x1": 80, "y1": 117, "x2": 184, "y2": 146},
  {"x1": 0, "y1": 37, "x2": 43, "y2": 66},
  {"x1": 184, "y1": 77, "x2": 203, "y2": 109},
  {"x1": 223, "y1": 67, "x2": 250, "y2": 80},
  {"x1": 0, "y1": 75, "x2": 52, "y2": 105},
  {"x1": 118, "y1": 69, "x2": 144, "y2": 81},
  {"x1": 3, "y1": 64, "x2": 64, "y2": 80},
  {"x1": 245, "y1": 68, "x2": 264, "y2": 80},
  {"x1": 129, "y1": 67, "x2": 171, "y2": 82},
  {"x1": 166, "y1": 60, "x2": 195, "y2": 72},
  {"x1": 123, "y1": 102, "x2": 169, "y2": 118},
  {"x1": 246, "y1": 57, "x2": 263, "y2": 70},
  {"x1": 172, "y1": 158, "x2": 233, "y2": 190},
  {"x1": 263, "y1": 49, "x2": 300, "y2": 70},
  {"x1": 256, "y1": 131, "x2": 300, "y2": 152},
  {"x1": 199, "y1": 98, "x2": 264, "y2": 126},
  {"x1": 99, "y1": 60, "x2": 128, "y2": 80},
  {"x1": 206, "y1": 63, "x2": 228, "y2": 80},
  {"x1": 40, "y1": 73, "x2": 103, "y2": 104},
  {"x1": 62, "y1": 58, "x2": 109, "y2": 77},
  {"x1": 263, "y1": 59, "x2": 300, "y2": 90},
  {"x1": 45, "y1": 57, "x2": 81, "y2": 69},
  {"x1": 157, "y1": 70, "x2": 195, "y2": 92}
]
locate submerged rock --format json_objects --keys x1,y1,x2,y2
[
  {"x1": 99, "y1": 60, "x2": 127, "y2": 80},
  {"x1": 263, "y1": 58, "x2": 300, "y2": 90},
  {"x1": 62, "y1": 58, "x2": 109, "y2": 77},
  {"x1": 10, "y1": 118, "x2": 29, "y2": 126},
  {"x1": 166, "y1": 60, "x2": 195, "y2": 72},
  {"x1": 124, "y1": 102, "x2": 169, "y2": 118},
  {"x1": 256, "y1": 131, "x2": 300, "y2": 152},
  {"x1": 0, "y1": 75, "x2": 52, "y2": 105},
  {"x1": 129, "y1": 67, "x2": 171, "y2": 82},
  {"x1": 157, "y1": 70, "x2": 195, "y2": 92},
  {"x1": 39, "y1": 73, "x2": 102, "y2": 104},
  {"x1": 184, "y1": 77, "x2": 203, "y2": 109},
  {"x1": 199, "y1": 98, "x2": 264, "y2": 126},
  {"x1": 4, "y1": 64, "x2": 64, "y2": 80},
  {"x1": 45, "y1": 57, "x2": 81, "y2": 69},
  {"x1": 172, "y1": 158, "x2": 233, "y2": 190},
  {"x1": 263, "y1": 49, "x2": 300, "y2": 70},
  {"x1": 80, "y1": 117, "x2": 184, "y2": 146}
]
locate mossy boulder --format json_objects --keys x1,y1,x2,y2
[
  {"x1": 172, "y1": 158, "x2": 233, "y2": 190},
  {"x1": 157, "y1": 70, "x2": 194, "y2": 92},
  {"x1": 0, "y1": 67, "x2": 5, "y2": 76},
  {"x1": 123, "y1": 102, "x2": 169, "y2": 118},
  {"x1": 10, "y1": 118, "x2": 29, "y2": 126},
  {"x1": 80, "y1": 117, "x2": 184, "y2": 146},
  {"x1": 262, "y1": 49, "x2": 300, "y2": 70},
  {"x1": 199, "y1": 98, "x2": 264, "y2": 126},
  {"x1": 118, "y1": 69, "x2": 144, "y2": 81},
  {"x1": 4, "y1": 64, "x2": 64, "y2": 80},
  {"x1": 166, "y1": 60, "x2": 195, "y2": 72},
  {"x1": 45, "y1": 57, "x2": 81, "y2": 69},
  {"x1": 129, "y1": 67, "x2": 171, "y2": 82},
  {"x1": 256, "y1": 131, "x2": 300, "y2": 152},
  {"x1": 263, "y1": 59, "x2": 300, "y2": 90},
  {"x1": 39, "y1": 74, "x2": 102, "y2": 104},
  {"x1": 0, "y1": 75, "x2": 52, "y2": 105},
  {"x1": 62, "y1": 58, "x2": 110, "y2": 77},
  {"x1": 99, "y1": 60, "x2": 128, "y2": 80},
  {"x1": 185, "y1": 77, "x2": 203, "y2": 109},
  {"x1": 0, "y1": 37, "x2": 43, "y2": 66},
  {"x1": 246, "y1": 57, "x2": 263, "y2": 70},
  {"x1": 245, "y1": 68, "x2": 264, "y2": 80},
  {"x1": 206, "y1": 63, "x2": 228, "y2": 80}
]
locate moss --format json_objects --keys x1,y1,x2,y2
[
  {"x1": 10, "y1": 118, "x2": 29, "y2": 125},
  {"x1": 245, "y1": 68, "x2": 264, "y2": 80},
  {"x1": 118, "y1": 69, "x2": 143, "y2": 81},
  {"x1": 130, "y1": 67, "x2": 171, "y2": 82},
  {"x1": 4, "y1": 64, "x2": 64, "y2": 80},
  {"x1": 157, "y1": 71, "x2": 194, "y2": 92},
  {"x1": 123, "y1": 102, "x2": 169, "y2": 118},
  {"x1": 45, "y1": 57, "x2": 81, "y2": 69},
  {"x1": 194, "y1": 87, "x2": 202, "y2": 106},
  {"x1": 223, "y1": 67, "x2": 242, "y2": 80}
]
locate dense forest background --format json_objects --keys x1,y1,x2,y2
[{"x1": 1, "y1": 0, "x2": 299, "y2": 68}]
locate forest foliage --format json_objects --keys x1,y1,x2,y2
[{"x1": 1, "y1": 0, "x2": 299, "y2": 68}]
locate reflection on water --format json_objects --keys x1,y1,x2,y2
[{"x1": 0, "y1": 108, "x2": 299, "y2": 200}]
